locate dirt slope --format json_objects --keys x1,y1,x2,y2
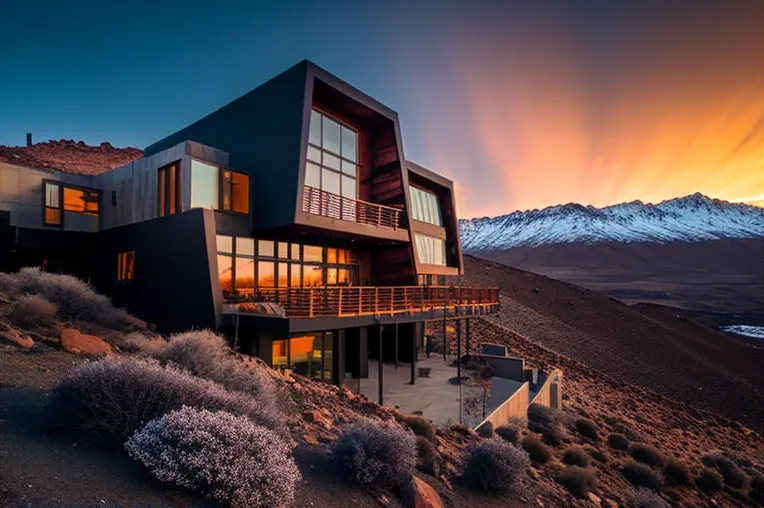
[
  {"x1": 461, "y1": 255, "x2": 764, "y2": 429},
  {"x1": 0, "y1": 140, "x2": 143, "y2": 174}
]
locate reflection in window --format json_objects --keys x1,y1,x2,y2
[
  {"x1": 303, "y1": 245, "x2": 322, "y2": 262},
  {"x1": 415, "y1": 234, "x2": 446, "y2": 266},
  {"x1": 235, "y1": 258, "x2": 255, "y2": 294},
  {"x1": 289, "y1": 335, "x2": 314, "y2": 377},
  {"x1": 278, "y1": 262, "x2": 288, "y2": 287},
  {"x1": 236, "y1": 237, "x2": 255, "y2": 256},
  {"x1": 258, "y1": 240, "x2": 274, "y2": 257},
  {"x1": 305, "y1": 109, "x2": 358, "y2": 202},
  {"x1": 276, "y1": 333, "x2": 333, "y2": 381},
  {"x1": 409, "y1": 186, "x2": 442, "y2": 226},
  {"x1": 290, "y1": 244, "x2": 300, "y2": 260},
  {"x1": 218, "y1": 255, "x2": 233, "y2": 292},
  {"x1": 63, "y1": 187, "x2": 99, "y2": 215},
  {"x1": 303, "y1": 265, "x2": 323, "y2": 287},
  {"x1": 258, "y1": 261, "x2": 275, "y2": 287},
  {"x1": 277, "y1": 243, "x2": 288, "y2": 259},
  {"x1": 217, "y1": 235, "x2": 233, "y2": 254},
  {"x1": 223, "y1": 170, "x2": 250, "y2": 214},
  {"x1": 190, "y1": 160, "x2": 219, "y2": 209},
  {"x1": 290, "y1": 264, "x2": 301, "y2": 286},
  {"x1": 44, "y1": 182, "x2": 61, "y2": 226},
  {"x1": 272, "y1": 340, "x2": 288, "y2": 368}
]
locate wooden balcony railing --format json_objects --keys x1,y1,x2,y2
[
  {"x1": 226, "y1": 285, "x2": 500, "y2": 319},
  {"x1": 302, "y1": 185, "x2": 404, "y2": 230}
]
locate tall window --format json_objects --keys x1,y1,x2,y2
[
  {"x1": 190, "y1": 160, "x2": 219, "y2": 210},
  {"x1": 117, "y1": 251, "x2": 135, "y2": 281},
  {"x1": 158, "y1": 161, "x2": 181, "y2": 217},
  {"x1": 415, "y1": 233, "x2": 446, "y2": 266},
  {"x1": 305, "y1": 109, "x2": 358, "y2": 203},
  {"x1": 409, "y1": 186, "x2": 442, "y2": 226},
  {"x1": 222, "y1": 170, "x2": 250, "y2": 214},
  {"x1": 44, "y1": 182, "x2": 61, "y2": 226}
]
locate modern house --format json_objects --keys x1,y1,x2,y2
[{"x1": 0, "y1": 60, "x2": 499, "y2": 389}]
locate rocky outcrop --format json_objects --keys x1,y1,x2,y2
[
  {"x1": 402, "y1": 475, "x2": 444, "y2": 508},
  {"x1": 0, "y1": 327, "x2": 34, "y2": 349},
  {"x1": 60, "y1": 328, "x2": 111, "y2": 356}
]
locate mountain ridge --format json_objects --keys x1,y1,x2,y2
[{"x1": 460, "y1": 192, "x2": 764, "y2": 250}]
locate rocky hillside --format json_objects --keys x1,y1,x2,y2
[
  {"x1": 0, "y1": 140, "x2": 143, "y2": 174},
  {"x1": 460, "y1": 193, "x2": 764, "y2": 250}
]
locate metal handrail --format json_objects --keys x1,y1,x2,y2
[
  {"x1": 302, "y1": 185, "x2": 403, "y2": 230},
  {"x1": 227, "y1": 285, "x2": 500, "y2": 318}
]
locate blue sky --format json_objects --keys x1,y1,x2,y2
[{"x1": 2, "y1": 0, "x2": 762, "y2": 216}]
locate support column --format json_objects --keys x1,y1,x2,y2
[
  {"x1": 394, "y1": 322, "x2": 399, "y2": 369},
  {"x1": 465, "y1": 318, "x2": 471, "y2": 356},
  {"x1": 442, "y1": 307, "x2": 447, "y2": 362},
  {"x1": 378, "y1": 324, "x2": 384, "y2": 405},
  {"x1": 456, "y1": 313, "x2": 462, "y2": 381},
  {"x1": 410, "y1": 328, "x2": 417, "y2": 385}
]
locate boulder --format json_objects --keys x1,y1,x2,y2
[
  {"x1": 402, "y1": 475, "x2": 444, "y2": 508},
  {"x1": 60, "y1": 328, "x2": 111, "y2": 356},
  {"x1": 0, "y1": 328, "x2": 34, "y2": 349}
]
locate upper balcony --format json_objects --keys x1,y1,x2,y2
[{"x1": 301, "y1": 185, "x2": 405, "y2": 231}]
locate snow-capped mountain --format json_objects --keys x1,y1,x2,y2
[{"x1": 459, "y1": 193, "x2": 764, "y2": 251}]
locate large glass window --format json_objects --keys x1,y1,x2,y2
[
  {"x1": 190, "y1": 160, "x2": 219, "y2": 209},
  {"x1": 276, "y1": 333, "x2": 333, "y2": 382},
  {"x1": 415, "y1": 233, "x2": 446, "y2": 266},
  {"x1": 306, "y1": 109, "x2": 358, "y2": 200},
  {"x1": 409, "y1": 186, "x2": 442, "y2": 226}
]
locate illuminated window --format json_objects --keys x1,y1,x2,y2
[
  {"x1": 235, "y1": 258, "x2": 255, "y2": 295},
  {"x1": 306, "y1": 109, "x2": 358, "y2": 202},
  {"x1": 272, "y1": 339, "x2": 288, "y2": 368},
  {"x1": 63, "y1": 187, "x2": 99, "y2": 215},
  {"x1": 222, "y1": 170, "x2": 250, "y2": 214},
  {"x1": 303, "y1": 265, "x2": 323, "y2": 287},
  {"x1": 258, "y1": 261, "x2": 275, "y2": 287},
  {"x1": 415, "y1": 233, "x2": 446, "y2": 266},
  {"x1": 218, "y1": 255, "x2": 233, "y2": 293},
  {"x1": 44, "y1": 182, "x2": 61, "y2": 226},
  {"x1": 258, "y1": 240, "x2": 274, "y2": 257},
  {"x1": 278, "y1": 262, "x2": 289, "y2": 287},
  {"x1": 303, "y1": 245, "x2": 322, "y2": 262},
  {"x1": 158, "y1": 161, "x2": 181, "y2": 216},
  {"x1": 409, "y1": 186, "x2": 442, "y2": 226},
  {"x1": 117, "y1": 251, "x2": 135, "y2": 281}
]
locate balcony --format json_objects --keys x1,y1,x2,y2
[
  {"x1": 223, "y1": 285, "x2": 500, "y2": 319},
  {"x1": 302, "y1": 185, "x2": 404, "y2": 230}
]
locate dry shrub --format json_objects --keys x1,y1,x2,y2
[
  {"x1": 695, "y1": 468, "x2": 724, "y2": 493},
  {"x1": 477, "y1": 421, "x2": 494, "y2": 438},
  {"x1": 557, "y1": 466, "x2": 598, "y2": 498},
  {"x1": 496, "y1": 424, "x2": 522, "y2": 445},
  {"x1": 125, "y1": 406, "x2": 299, "y2": 508},
  {"x1": 521, "y1": 435, "x2": 553, "y2": 464},
  {"x1": 574, "y1": 418, "x2": 599, "y2": 441},
  {"x1": 527, "y1": 404, "x2": 567, "y2": 447},
  {"x1": 562, "y1": 446, "x2": 590, "y2": 467},
  {"x1": 15, "y1": 267, "x2": 130, "y2": 328},
  {"x1": 527, "y1": 403, "x2": 553, "y2": 425},
  {"x1": 702, "y1": 453, "x2": 749, "y2": 489},
  {"x1": 0, "y1": 272, "x2": 21, "y2": 296},
  {"x1": 6, "y1": 294, "x2": 57, "y2": 329},
  {"x1": 622, "y1": 461, "x2": 663, "y2": 491},
  {"x1": 587, "y1": 447, "x2": 609, "y2": 464},
  {"x1": 118, "y1": 331, "x2": 166, "y2": 354},
  {"x1": 630, "y1": 443, "x2": 665, "y2": 468},
  {"x1": 462, "y1": 439, "x2": 530, "y2": 494},
  {"x1": 402, "y1": 414, "x2": 437, "y2": 442},
  {"x1": 633, "y1": 487, "x2": 671, "y2": 508},
  {"x1": 416, "y1": 435, "x2": 442, "y2": 476},
  {"x1": 608, "y1": 433, "x2": 630, "y2": 450},
  {"x1": 664, "y1": 456, "x2": 691, "y2": 485},
  {"x1": 331, "y1": 419, "x2": 416, "y2": 489},
  {"x1": 46, "y1": 358, "x2": 286, "y2": 445}
]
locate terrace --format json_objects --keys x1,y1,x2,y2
[{"x1": 302, "y1": 185, "x2": 404, "y2": 231}]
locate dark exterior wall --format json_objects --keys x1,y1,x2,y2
[
  {"x1": 96, "y1": 208, "x2": 218, "y2": 333},
  {"x1": 144, "y1": 62, "x2": 309, "y2": 233}
]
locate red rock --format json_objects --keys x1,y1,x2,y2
[
  {"x1": 0, "y1": 329, "x2": 34, "y2": 349},
  {"x1": 60, "y1": 328, "x2": 111, "y2": 356},
  {"x1": 402, "y1": 476, "x2": 444, "y2": 508}
]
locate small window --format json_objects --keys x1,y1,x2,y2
[
  {"x1": 258, "y1": 240, "x2": 274, "y2": 258},
  {"x1": 63, "y1": 187, "x2": 99, "y2": 215},
  {"x1": 158, "y1": 161, "x2": 181, "y2": 217},
  {"x1": 277, "y1": 242, "x2": 288, "y2": 259},
  {"x1": 44, "y1": 182, "x2": 61, "y2": 226},
  {"x1": 117, "y1": 251, "x2": 135, "y2": 281},
  {"x1": 190, "y1": 160, "x2": 220, "y2": 210},
  {"x1": 222, "y1": 169, "x2": 250, "y2": 214}
]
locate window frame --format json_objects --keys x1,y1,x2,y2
[
  {"x1": 42, "y1": 180, "x2": 101, "y2": 228},
  {"x1": 158, "y1": 160, "x2": 182, "y2": 217},
  {"x1": 415, "y1": 233, "x2": 447, "y2": 266},
  {"x1": 220, "y1": 168, "x2": 251, "y2": 215},
  {"x1": 116, "y1": 250, "x2": 135, "y2": 282},
  {"x1": 409, "y1": 185, "x2": 443, "y2": 226},
  {"x1": 305, "y1": 108, "x2": 359, "y2": 202}
]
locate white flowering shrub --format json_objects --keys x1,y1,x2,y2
[
  {"x1": 125, "y1": 406, "x2": 300, "y2": 508},
  {"x1": 332, "y1": 419, "x2": 417, "y2": 488},
  {"x1": 15, "y1": 267, "x2": 130, "y2": 328},
  {"x1": 46, "y1": 358, "x2": 287, "y2": 444},
  {"x1": 462, "y1": 439, "x2": 530, "y2": 494},
  {"x1": 150, "y1": 330, "x2": 278, "y2": 407}
]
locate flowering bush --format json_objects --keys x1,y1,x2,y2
[
  {"x1": 125, "y1": 406, "x2": 300, "y2": 508},
  {"x1": 46, "y1": 358, "x2": 286, "y2": 444},
  {"x1": 6, "y1": 294, "x2": 57, "y2": 329},
  {"x1": 143, "y1": 329, "x2": 278, "y2": 407},
  {"x1": 332, "y1": 419, "x2": 416, "y2": 488},
  {"x1": 462, "y1": 439, "x2": 530, "y2": 494},
  {"x1": 15, "y1": 267, "x2": 130, "y2": 328}
]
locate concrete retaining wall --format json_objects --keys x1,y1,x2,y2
[
  {"x1": 530, "y1": 369, "x2": 563, "y2": 409},
  {"x1": 480, "y1": 355, "x2": 525, "y2": 382},
  {"x1": 475, "y1": 381, "x2": 529, "y2": 432}
]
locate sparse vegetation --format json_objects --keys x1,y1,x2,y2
[
  {"x1": 562, "y1": 446, "x2": 590, "y2": 467},
  {"x1": 402, "y1": 414, "x2": 437, "y2": 442},
  {"x1": 496, "y1": 423, "x2": 522, "y2": 444},
  {"x1": 527, "y1": 403, "x2": 553, "y2": 425},
  {"x1": 629, "y1": 443, "x2": 665, "y2": 468},
  {"x1": 415, "y1": 435, "x2": 442, "y2": 476},
  {"x1": 46, "y1": 358, "x2": 285, "y2": 444},
  {"x1": 664, "y1": 456, "x2": 691, "y2": 485},
  {"x1": 476, "y1": 421, "x2": 494, "y2": 438},
  {"x1": 14, "y1": 267, "x2": 130, "y2": 327},
  {"x1": 622, "y1": 461, "x2": 663, "y2": 491},
  {"x1": 521, "y1": 435, "x2": 553, "y2": 464},
  {"x1": 633, "y1": 487, "x2": 671, "y2": 508},
  {"x1": 695, "y1": 468, "x2": 724, "y2": 493},
  {"x1": 6, "y1": 294, "x2": 57, "y2": 329},
  {"x1": 332, "y1": 419, "x2": 416, "y2": 488},
  {"x1": 608, "y1": 433, "x2": 630, "y2": 450},
  {"x1": 0, "y1": 272, "x2": 21, "y2": 295},
  {"x1": 557, "y1": 466, "x2": 598, "y2": 498},
  {"x1": 702, "y1": 453, "x2": 749, "y2": 489},
  {"x1": 527, "y1": 404, "x2": 567, "y2": 446},
  {"x1": 125, "y1": 406, "x2": 299, "y2": 508},
  {"x1": 587, "y1": 447, "x2": 609, "y2": 464},
  {"x1": 462, "y1": 439, "x2": 530, "y2": 494},
  {"x1": 573, "y1": 418, "x2": 599, "y2": 441}
]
